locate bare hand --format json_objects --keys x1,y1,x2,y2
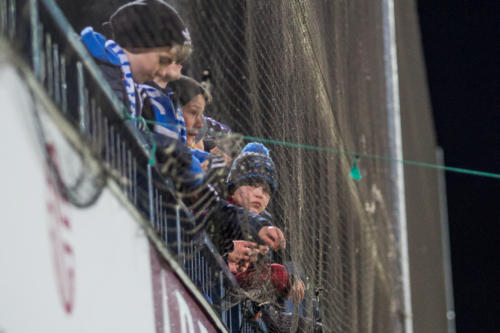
[
  {"x1": 210, "y1": 147, "x2": 232, "y2": 167},
  {"x1": 289, "y1": 278, "x2": 306, "y2": 303},
  {"x1": 228, "y1": 240, "x2": 259, "y2": 263},
  {"x1": 258, "y1": 226, "x2": 286, "y2": 250}
]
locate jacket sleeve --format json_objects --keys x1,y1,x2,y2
[{"x1": 203, "y1": 199, "x2": 273, "y2": 255}]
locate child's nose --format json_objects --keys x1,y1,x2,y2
[
  {"x1": 194, "y1": 115, "x2": 203, "y2": 128},
  {"x1": 253, "y1": 187, "x2": 264, "y2": 198}
]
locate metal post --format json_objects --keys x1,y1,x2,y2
[
  {"x1": 176, "y1": 204, "x2": 181, "y2": 255},
  {"x1": 76, "y1": 61, "x2": 88, "y2": 133},
  {"x1": 147, "y1": 164, "x2": 154, "y2": 224},
  {"x1": 436, "y1": 148, "x2": 456, "y2": 333},
  {"x1": 30, "y1": 0, "x2": 41, "y2": 79},
  {"x1": 220, "y1": 272, "x2": 227, "y2": 324},
  {"x1": 382, "y1": 0, "x2": 413, "y2": 332}
]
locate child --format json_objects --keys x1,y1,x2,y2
[
  {"x1": 81, "y1": 0, "x2": 206, "y2": 186},
  {"x1": 81, "y1": 0, "x2": 191, "y2": 117},
  {"x1": 223, "y1": 143, "x2": 304, "y2": 301}
]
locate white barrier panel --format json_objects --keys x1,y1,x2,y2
[{"x1": 0, "y1": 60, "x2": 218, "y2": 333}]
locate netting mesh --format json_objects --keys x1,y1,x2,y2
[
  {"x1": 172, "y1": 1, "x2": 402, "y2": 331},
  {"x1": 3, "y1": 0, "x2": 414, "y2": 331}
]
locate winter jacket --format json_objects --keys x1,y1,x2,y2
[
  {"x1": 80, "y1": 27, "x2": 141, "y2": 116},
  {"x1": 80, "y1": 27, "x2": 205, "y2": 187}
]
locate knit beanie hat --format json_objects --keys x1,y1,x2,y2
[
  {"x1": 227, "y1": 142, "x2": 277, "y2": 194},
  {"x1": 109, "y1": 0, "x2": 191, "y2": 49}
]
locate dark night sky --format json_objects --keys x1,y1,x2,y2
[{"x1": 418, "y1": 1, "x2": 499, "y2": 332}]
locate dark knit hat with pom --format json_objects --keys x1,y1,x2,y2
[
  {"x1": 227, "y1": 142, "x2": 277, "y2": 194},
  {"x1": 109, "y1": 0, "x2": 191, "y2": 49}
]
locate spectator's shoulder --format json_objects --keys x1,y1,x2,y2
[{"x1": 80, "y1": 27, "x2": 120, "y2": 66}]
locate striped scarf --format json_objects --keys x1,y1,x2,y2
[
  {"x1": 104, "y1": 40, "x2": 139, "y2": 117},
  {"x1": 138, "y1": 84, "x2": 187, "y2": 144}
]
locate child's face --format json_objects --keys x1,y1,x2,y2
[
  {"x1": 232, "y1": 184, "x2": 271, "y2": 214},
  {"x1": 125, "y1": 45, "x2": 183, "y2": 84},
  {"x1": 155, "y1": 62, "x2": 183, "y2": 85},
  {"x1": 182, "y1": 94, "x2": 206, "y2": 147}
]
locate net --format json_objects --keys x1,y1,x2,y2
[{"x1": 173, "y1": 1, "x2": 402, "y2": 331}]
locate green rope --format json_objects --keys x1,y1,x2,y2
[
  {"x1": 122, "y1": 109, "x2": 157, "y2": 166},
  {"x1": 116, "y1": 112, "x2": 500, "y2": 180},
  {"x1": 238, "y1": 135, "x2": 500, "y2": 180}
]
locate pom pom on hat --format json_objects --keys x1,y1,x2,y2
[{"x1": 241, "y1": 142, "x2": 270, "y2": 155}]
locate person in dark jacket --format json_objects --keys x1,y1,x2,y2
[
  {"x1": 81, "y1": 0, "x2": 191, "y2": 117},
  {"x1": 80, "y1": 0, "x2": 206, "y2": 186},
  {"x1": 220, "y1": 143, "x2": 305, "y2": 315}
]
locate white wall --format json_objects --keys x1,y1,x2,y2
[{"x1": 0, "y1": 59, "x2": 218, "y2": 333}]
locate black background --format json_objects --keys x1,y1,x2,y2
[{"x1": 418, "y1": 1, "x2": 499, "y2": 332}]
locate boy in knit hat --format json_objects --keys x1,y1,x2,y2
[
  {"x1": 81, "y1": 0, "x2": 191, "y2": 117},
  {"x1": 80, "y1": 0, "x2": 207, "y2": 186},
  {"x1": 223, "y1": 143, "x2": 305, "y2": 304},
  {"x1": 226, "y1": 143, "x2": 285, "y2": 259}
]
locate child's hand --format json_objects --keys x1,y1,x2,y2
[
  {"x1": 258, "y1": 226, "x2": 286, "y2": 250},
  {"x1": 289, "y1": 278, "x2": 306, "y2": 303},
  {"x1": 210, "y1": 147, "x2": 232, "y2": 167},
  {"x1": 228, "y1": 240, "x2": 259, "y2": 262},
  {"x1": 228, "y1": 259, "x2": 250, "y2": 274}
]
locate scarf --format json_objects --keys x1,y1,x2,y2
[
  {"x1": 138, "y1": 84, "x2": 187, "y2": 144},
  {"x1": 104, "y1": 40, "x2": 139, "y2": 117}
]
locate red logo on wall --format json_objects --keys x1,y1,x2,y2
[
  {"x1": 45, "y1": 143, "x2": 75, "y2": 314},
  {"x1": 150, "y1": 244, "x2": 217, "y2": 333}
]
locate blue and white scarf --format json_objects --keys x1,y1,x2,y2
[
  {"x1": 138, "y1": 84, "x2": 187, "y2": 144},
  {"x1": 104, "y1": 40, "x2": 139, "y2": 117}
]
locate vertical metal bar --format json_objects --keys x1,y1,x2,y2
[
  {"x1": 220, "y1": 272, "x2": 226, "y2": 324},
  {"x1": 90, "y1": 98, "x2": 96, "y2": 143},
  {"x1": 238, "y1": 304, "x2": 242, "y2": 330},
  {"x1": 110, "y1": 126, "x2": 115, "y2": 169},
  {"x1": 157, "y1": 194, "x2": 162, "y2": 238},
  {"x1": 116, "y1": 133, "x2": 121, "y2": 175},
  {"x1": 121, "y1": 143, "x2": 127, "y2": 191},
  {"x1": 60, "y1": 55, "x2": 67, "y2": 113},
  {"x1": 154, "y1": 189, "x2": 159, "y2": 231},
  {"x1": 208, "y1": 266, "x2": 212, "y2": 300},
  {"x1": 382, "y1": 1, "x2": 413, "y2": 332},
  {"x1": 190, "y1": 241, "x2": 195, "y2": 280},
  {"x1": 163, "y1": 206, "x2": 167, "y2": 244},
  {"x1": 45, "y1": 33, "x2": 53, "y2": 96},
  {"x1": 436, "y1": 148, "x2": 456, "y2": 333},
  {"x1": 76, "y1": 61, "x2": 87, "y2": 133},
  {"x1": 104, "y1": 117, "x2": 110, "y2": 163},
  {"x1": 147, "y1": 164, "x2": 155, "y2": 224},
  {"x1": 127, "y1": 150, "x2": 132, "y2": 199},
  {"x1": 96, "y1": 107, "x2": 103, "y2": 150},
  {"x1": 201, "y1": 256, "x2": 205, "y2": 292},
  {"x1": 0, "y1": 0, "x2": 6, "y2": 33},
  {"x1": 7, "y1": 0, "x2": 15, "y2": 39},
  {"x1": 52, "y1": 43, "x2": 61, "y2": 105},
  {"x1": 132, "y1": 159, "x2": 137, "y2": 205},
  {"x1": 176, "y1": 204, "x2": 181, "y2": 255},
  {"x1": 30, "y1": 0, "x2": 41, "y2": 79}
]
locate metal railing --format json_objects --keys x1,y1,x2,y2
[{"x1": 0, "y1": 0, "x2": 259, "y2": 331}]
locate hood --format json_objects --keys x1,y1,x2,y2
[{"x1": 80, "y1": 27, "x2": 121, "y2": 66}]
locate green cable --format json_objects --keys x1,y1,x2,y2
[
  {"x1": 116, "y1": 113, "x2": 500, "y2": 180},
  {"x1": 239, "y1": 135, "x2": 500, "y2": 180},
  {"x1": 122, "y1": 109, "x2": 157, "y2": 166}
]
